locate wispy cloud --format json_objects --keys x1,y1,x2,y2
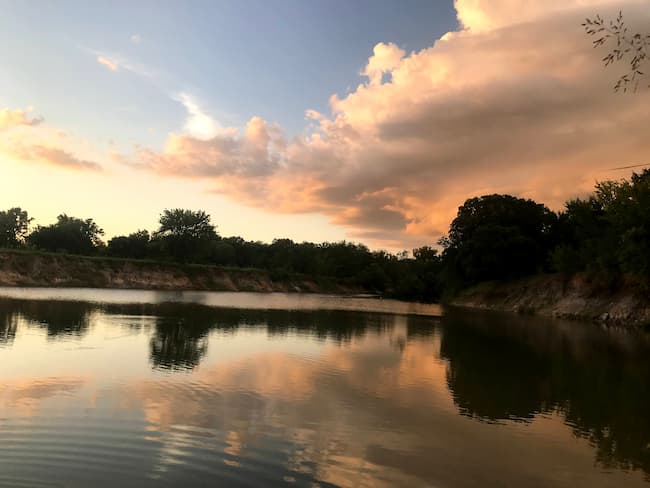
[
  {"x1": 8, "y1": 144, "x2": 102, "y2": 171},
  {"x1": 0, "y1": 108, "x2": 43, "y2": 131},
  {"x1": 97, "y1": 55, "x2": 119, "y2": 72},
  {"x1": 176, "y1": 93, "x2": 224, "y2": 140},
  {"x1": 130, "y1": 34, "x2": 141, "y2": 44},
  {"x1": 86, "y1": 47, "x2": 153, "y2": 78},
  {"x1": 1, "y1": 106, "x2": 104, "y2": 172}
]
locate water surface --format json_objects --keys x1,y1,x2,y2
[{"x1": 0, "y1": 287, "x2": 649, "y2": 487}]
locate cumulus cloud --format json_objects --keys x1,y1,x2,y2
[
  {"x1": 129, "y1": 0, "x2": 650, "y2": 248},
  {"x1": 454, "y1": 0, "x2": 622, "y2": 31},
  {"x1": 0, "y1": 108, "x2": 42, "y2": 131},
  {"x1": 363, "y1": 42, "x2": 406, "y2": 85}
]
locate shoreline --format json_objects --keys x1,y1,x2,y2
[
  {"x1": 0, "y1": 250, "x2": 364, "y2": 296},
  {"x1": 450, "y1": 273, "x2": 650, "y2": 328}
]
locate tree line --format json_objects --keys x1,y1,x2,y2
[
  {"x1": 1, "y1": 168, "x2": 648, "y2": 299},
  {"x1": 0, "y1": 207, "x2": 442, "y2": 301}
]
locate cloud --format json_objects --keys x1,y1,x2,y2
[
  {"x1": 363, "y1": 42, "x2": 406, "y2": 85},
  {"x1": 0, "y1": 106, "x2": 104, "y2": 172},
  {"x1": 177, "y1": 93, "x2": 223, "y2": 139},
  {"x1": 97, "y1": 55, "x2": 119, "y2": 72},
  {"x1": 128, "y1": 0, "x2": 650, "y2": 248},
  {"x1": 454, "y1": 0, "x2": 621, "y2": 31},
  {"x1": 9, "y1": 144, "x2": 103, "y2": 171},
  {"x1": 130, "y1": 33, "x2": 141, "y2": 44},
  {"x1": 0, "y1": 108, "x2": 42, "y2": 131},
  {"x1": 92, "y1": 50, "x2": 152, "y2": 77}
]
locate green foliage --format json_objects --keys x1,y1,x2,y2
[
  {"x1": 554, "y1": 169, "x2": 650, "y2": 280},
  {"x1": 0, "y1": 207, "x2": 32, "y2": 248},
  {"x1": 27, "y1": 214, "x2": 104, "y2": 255}
]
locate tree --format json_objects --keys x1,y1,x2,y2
[
  {"x1": 552, "y1": 169, "x2": 650, "y2": 281},
  {"x1": 413, "y1": 246, "x2": 439, "y2": 262},
  {"x1": 27, "y1": 214, "x2": 104, "y2": 255},
  {"x1": 153, "y1": 209, "x2": 218, "y2": 262},
  {"x1": 0, "y1": 207, "x2": 32, "y2": 248},
  {"x1": 440, "y1": 194, "x2": 557, "y2": 287},
  {"x1": 583, "y1": 11, "x2": 650, "y2": 92},
  {"x1": 107, "y1": 230, "x2": 151, "y2": 259}
]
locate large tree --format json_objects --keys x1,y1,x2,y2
[
  {"x1": 440, "y1": 194, "x2": 557, "y2": 287},
  {"x1": 153, "y1": 209, "x2": 218, "y2": 262},
  {"x1": 0, "y1": 207, "x2": 32, "y2": 248},
  {"x1": 27, "y1": 214, "x2": 104, "y2": 255}
]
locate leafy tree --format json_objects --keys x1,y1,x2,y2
[
  {"x1": 413, "y1": 246, "x2": 439, "y2": 262},
  {"x1": 0, "y1": 207, "x2": 32, "y2": 248},
  {"x1": 440, "y1": 194, "x2": 557, "y2": 287},
  {"x1": 27, "y1": 214, "x2": 104, "y2": 255},
  {"x1": 552, "y1": 169, "x2": 650, "y2": 282},
  {"x1": 107, "y1": 230, "x2": 151, "y2": 259},
  {"x1": 153, "y1": 209, "x2": 218, "y2": 262}
]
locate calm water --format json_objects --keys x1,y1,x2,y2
[{"x1": 0, "y1": 288, "x2": 649, "y2": 487}]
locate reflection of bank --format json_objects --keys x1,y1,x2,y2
[
  {"x1": 0, "y1": 296, "x2": 95, "y2": 339},
  {"x1": 439, "y1": 308, "x2": 650, "y2": 476},
  {"x1": 0, "y1": 303, "x2": 18, "y2": 346}
]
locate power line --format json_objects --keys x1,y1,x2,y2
[{"x1": 607, "y1": 163, "x2": 649, "y2": 171}]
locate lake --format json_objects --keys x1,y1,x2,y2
[{"x1": 0, "y1": 287, "x2": 649, "y2": 487}]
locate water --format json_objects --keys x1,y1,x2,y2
[{"x1": 0, "y1": 287, "x2": 649, "y2": 487}]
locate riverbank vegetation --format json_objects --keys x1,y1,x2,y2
[{"x1": 1, "y1": 169, "x2": 648, "y2": 301}]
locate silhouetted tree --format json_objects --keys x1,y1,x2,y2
[
  {"x1": 107, "y1": 230, "x2": 151, "y2": 259},
  {"x1": 153, "y1": 209, "x2": 218, "y2": 262},
  {"x1": 440, "y1": 194, "x2": 557, "y2": 288},
  {"x1": 0, "y1": 207, "x2": 32, "y2": 248},
  {"x1": 553, "y1": 169, "x2": 650, "y2": 281},
  {"x1": 27, "y1": 214, "x2": 104, "y2": 255}
]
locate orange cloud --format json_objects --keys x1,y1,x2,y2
[
  {"x1": 97, "y1": 55, "x2": 119, "y2": 72},
  {"x1": 7, "y1": 144, "x2": 102, "y2": 171},
  {"x1": 0, "y1": 107, "x2": 104, "y2": 172},
  {"x1": 127, "y1": 0, "x2": 650, "y2": 248}
]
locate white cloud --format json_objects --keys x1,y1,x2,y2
[
  {"x1": 130, "y1": 34, "x2": 141, "y2": 44},
  {"x1": 362, "y1": 42, "x2": 406, "y2": 85},
  {"x1": 177, "y1": 93, "x2": 224, "y2": 140}
]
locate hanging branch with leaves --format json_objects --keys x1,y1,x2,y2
[{"x1": 583, "y1": 11, "x2": 650, "y2": 92}]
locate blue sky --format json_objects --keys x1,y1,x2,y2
[{"x1": 0, "y1": 0, "x2": 457, "y2": 145}]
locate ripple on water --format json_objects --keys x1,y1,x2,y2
[{"x1": 0, "y1": 411, "x2": 339, "y2": 488}]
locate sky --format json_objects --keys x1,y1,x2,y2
[{"x1": 1, "y1": 0, "x2": 649, "y2": 251}]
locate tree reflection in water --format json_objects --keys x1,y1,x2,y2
[{"x1": 440, "y1": 308, "x2": 650, "y2": 477}]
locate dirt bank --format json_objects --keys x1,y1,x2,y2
[
  {"x1": 0, "y1": 250, "x2": 363, "y2": 294},
  {"x1": 451, "y1": 274, "x2": 650, "y2": 327}
]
